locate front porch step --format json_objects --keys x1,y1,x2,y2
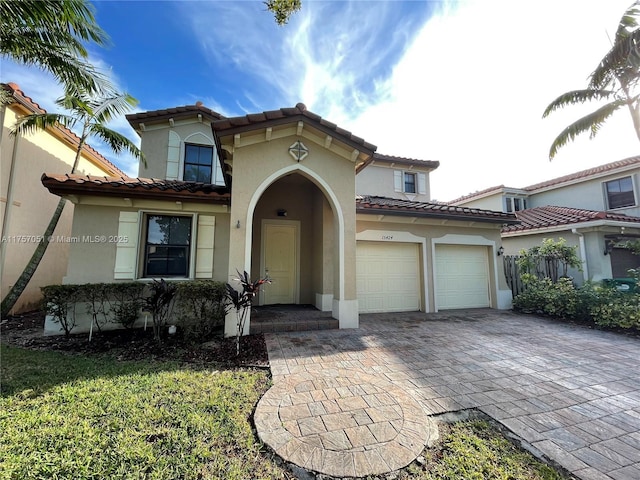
[{"x1": 249, "y1": 304, "x2": 338, "y2": 334}]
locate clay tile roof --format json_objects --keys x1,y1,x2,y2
[
  {"x1": 212, "y1": 103, "x2": 377, "y2": 153},
  {"x1": 356, "y1": 195, "x2": 518, "y2": 224},
  {"x1": 41, "y1": 173, "x2": 230, "y2": 204},
  {"x1": 126, "y1": 104, "x2": 225, "y2": 128},
  {"x1": 372, "y1": 153, "x2": 440, "y2": 170},
  {"x1": 523, "y1": 156, "x2": 640, "y2": 191},
  {"x1": 502, "y1": 205, "x2": 640, "y2": 233},
  {"x1": 2, "y1": 83, "x2": 125, "y2": 176}
]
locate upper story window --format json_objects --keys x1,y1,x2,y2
[
  {"x1": 184, "y1": 144, "x2": 213, "y2": 183},
  {"x1": 505, "y1": 197, "x2": 527, "y2": 212},
  {"x1": 144, "y1": 215, "x2": 192, "y2": 277},
  {"x1": 394, "y1": 170, "x2": 426, "y2": 195},
  {"x1": 404, "y1": 172, "x2": 416, "y2": 193},
  {"x1": 605, "y1": 176, "x2": 635, "y2": 209}
]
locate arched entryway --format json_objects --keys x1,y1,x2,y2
[{"x1": 247, "y1": 168, "x2": 341, "y2": 313}]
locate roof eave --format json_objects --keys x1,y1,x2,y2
[{"x1": 356, "y1": 207, "x2": 519, "y2": 225}]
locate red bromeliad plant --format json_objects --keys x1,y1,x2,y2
[{"x1": 226, "y1": 270, "x2": 271, "y2": 355}]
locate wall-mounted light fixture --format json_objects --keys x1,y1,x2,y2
[
  {"x1": 277, "y1": 209, "x2": 287, "y2": 217},
  {"x1": 497, "y1": 246, "x2": 504, "y2": 256},
  {"x1": 236, "y1": 220, "x2": 241, "y2": 229}
]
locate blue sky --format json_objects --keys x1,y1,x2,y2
[{"x1": 2, "y1": 0, "x2": 639, "y2": 201}]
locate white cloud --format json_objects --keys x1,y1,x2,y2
[{"x1": 346, "y1": 0, "x2": 640, "y2": 200}]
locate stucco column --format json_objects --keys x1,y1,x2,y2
[
  {"x1": 332, "y1": 194, "x2": 359, "y2": 328},
  {"x1": 224, "y1": 197, "x2": 251, "y2": 337}
]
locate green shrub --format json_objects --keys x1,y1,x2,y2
[
  {"x1": 513, "y1": 277, "x2": 578, "y2": 318},
  {"x1": 107, "y1": 282, "x2": 145, "y2": 329},
  {"x1": 589, "y1": 288, "x2": 640, "y2": 329},
  {"x1": 41, "y1": 285, "x2": 82, "y2": 336},
  {"x1": 174, "y1": 280, "x2": 227, "y2": 341},
  {"x1": 514, "y1": 278, "x2": 640, "y2": 330}
]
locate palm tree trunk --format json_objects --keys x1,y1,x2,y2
[
  {"x1": 621, "y1": 83, "x2": 640, "y2": 142},
  {"x1": 0, "y1": 125, "x2": 87, "y2": 318},
  {"x1": 1, "y1": 198, "x2": 67, "y2": 317}
]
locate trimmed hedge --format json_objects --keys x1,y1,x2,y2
[
  {"x1": 513, "y1": 276, "x2": 640, "y2": 330},
  {"x1": 42, "y1": 280, "x2": 227, "y2": 339}
]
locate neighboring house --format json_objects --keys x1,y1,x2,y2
[
  {"x1": 450, "y1": 157, "x2": 640, "y2": 283},
  {"x1": 0, "y1": 83, "x2": 124, "y2": 314},
  {"x1": 41, "y1": 102, "x2": 518, "y2": 336},
  {"x1": 356, "y1": 153, "x2": 439, "y2": 202}
]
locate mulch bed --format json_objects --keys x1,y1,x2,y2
[{"x1": 1, "y1": 311, "x2": 269, "y2": 367}]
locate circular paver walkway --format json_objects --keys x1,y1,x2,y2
[{"x1": 255, "y1": 368, "x2": 438, "y2": 477}]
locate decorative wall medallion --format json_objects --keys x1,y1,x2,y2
[{"x1": 288, "y1": 140, "x2": 309, "y2": 162}]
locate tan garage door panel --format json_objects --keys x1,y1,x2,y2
[
  {"x1": 435, "y1": 244, "x2": 490, "y2": 309},
  {"x1": 357, "y1": 241, "x2": 420, "y2": 313}
]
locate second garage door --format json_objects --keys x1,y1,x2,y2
[
  {"x1": 356, "y1": 241, "x2": 421, "y2": 313},
  {"x1": 435, "y1": 244, "x2": 490, "y2": 310}
]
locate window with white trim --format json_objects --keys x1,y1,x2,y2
[
  {"x1": 144, "y1": 215, "x2": 192, "y2": 277},
  {"x1": 605, "y1": 176, "x2": 636, "y2": 209}
]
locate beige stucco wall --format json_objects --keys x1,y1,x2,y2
[
  {"x1": 454, "y1": 193, "x2": 504, "y2": 212},
  {"x1": 136, "y1": 120, "x2": 222, "y2": 183},
  {"x1": 355, "y1": 217, "x2": 510, "y2": 311},
  {"x1": 356, "y1": 164, "x2": 432, "y2": 201},
  {"x1": 63, "y1": 201, "x2": 230, "y2": 285},
  {"x1": 224, "y1": 132, "x2": 358, "y2": 333},
  {"x1": 1, "y1": 105, "x2": 115, "y2": 313}
]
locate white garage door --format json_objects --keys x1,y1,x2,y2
[
  {"x1": 356, "y1": 241, "x2": 421, "y2": 313},
  {"x1": 435, "y1": 244, "x2": 490, "y2": 309}
]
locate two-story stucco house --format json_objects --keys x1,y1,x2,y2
[
  {"x1": 41, "y1": 102, "x2": 518, "y2": 336},
  {"x1": 450, "y1": 157, "x2": 640, "y2": 283},
  {"x1": 1, "y1": 83, "x2": 124, "y2": 314}
]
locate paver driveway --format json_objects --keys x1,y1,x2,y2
[{"x1": 255, "y1": 310, "x2": 640, "y2": 480}]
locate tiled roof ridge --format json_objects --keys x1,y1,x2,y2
[
  {"x1": 2, "y1": 83, "x2": 125, "y2": 176},
  {"x1": 126, "y1": 102, "x2": 226, "y2": 123},
  {"x1": 356, "y1": 194, "x2": 518, "y2": 222},
  {"x1": 212, "y1": 103, "x2": 377, "y2": 152},
  {"x1": 372, "y1": 153, "x2": 440, "y2": 168},
  {"x1": 42, "y1": 172, "x2": 227, "y2": 189},
  {"x1": 502, "y1": 205, "x2": 640, "y2": 233},
  {"x1": 523, "y1": 156, "x2": 640, "y2": 191},
  {"x1": 449, "y1": 185, "x2": 506, "y2": 203}
]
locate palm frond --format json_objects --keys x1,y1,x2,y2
[
  {"x1": 542, "y1": 89, "x2": 615, "y2": 118},
  {"x1": 89, "y1": 124, "x2": 145, "y2": 164},
  {"x1": 589, "y1": 29, "x2": 640, "y2": 89},
  {"x1": 10, "y1": 113, "x2": 75, "y2": 137},
  {"x1": 92, "y1": 94, "x2": 139, "y2": 124},
  {"x1": 548, "y1": 100, "x2": 626, "y2": 159}
]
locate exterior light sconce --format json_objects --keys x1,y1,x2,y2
[
  {"x1": 603, "y1": 240, "x2": 615, "y2": 256},
  {"x1": 236, "y1": 220, "x2": 241, "y2": 229},
  {"x1": 277, "y1": 209, "x2": 287, "y2": 217},
  {"x1": 497, "y1": 246, "x2": 504, "y2": 256}
]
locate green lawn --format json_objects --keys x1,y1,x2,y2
[
  {"x1": 0, "y1": 345, "x2": 286, "y2": 480},
  {"x1": 1, "y1": 345, "x2": 568, "y2": 480}
]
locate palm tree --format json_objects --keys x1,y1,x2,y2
[
  {"x1": 1, "y1": 0, "x2": 109, "y2": 96},
  {"x1": 543, "y1": 1, "x2": 640, "y2": 159},
  {"x1": 0, "y1": 86, "x2": 145, "y2": 317}
]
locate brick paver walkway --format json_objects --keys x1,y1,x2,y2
[{"x1": 255, "y1": 310, "x2": 640, "y2": 479}]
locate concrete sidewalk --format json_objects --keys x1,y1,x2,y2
[{"x1": 254, "y1": 310, "x2": 640, "y2": 479}]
